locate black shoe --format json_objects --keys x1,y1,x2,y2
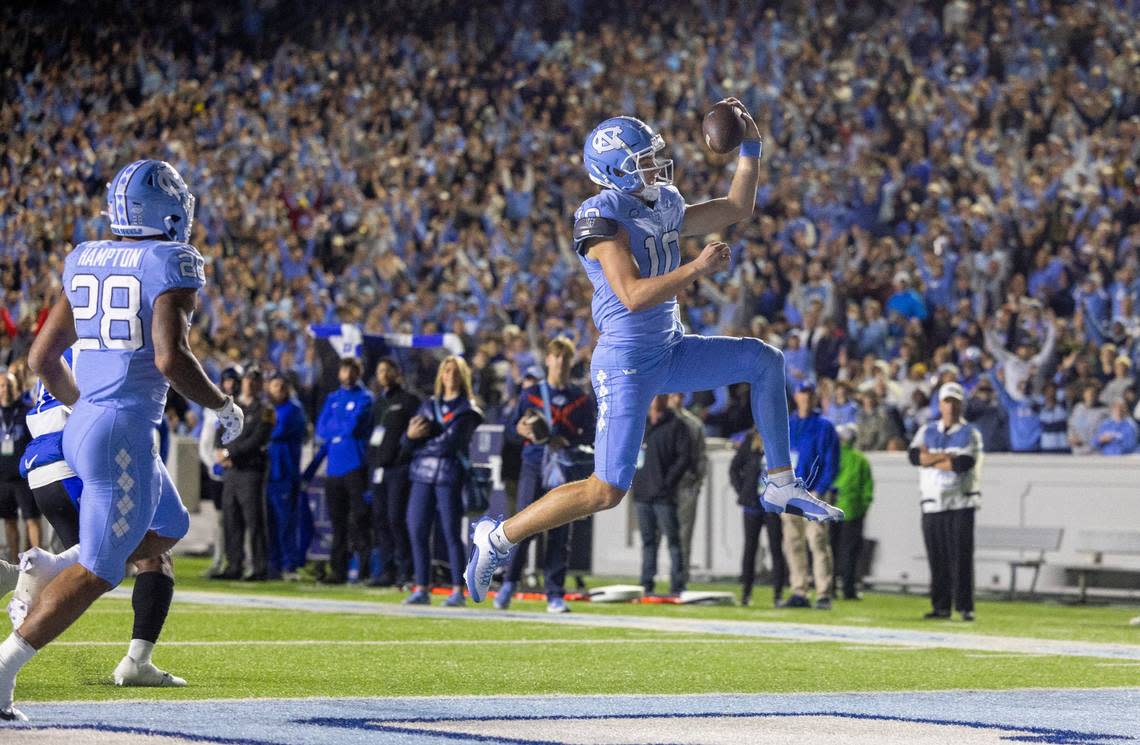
[
  {"x1": 923, "y1": 610, "x2": 951, "y2": 620},
  {"x1": 319, "y1": 574, "x2": 347, "y2": 585},
  {"x1": 211, "y1": 570, "x2": 242, "y2": 580},
  {"x1": 368, "y1": 572, "x2": 396, "y2": 588},
  {"x1": 740, "y1": 592, "x2": 751, "y2": 607},
  {"x1": 843, "y1": 592, "x2": 863, "y2": 601},
  {"x1": 242, "y1": 573, "x2": 268, "y2": 582},
  {"x1": 777, "y1": 594, "x2": 811, "y2": 609},
  {"x1": 960, "y1": 611, "x2": 975, "y2": 622}
]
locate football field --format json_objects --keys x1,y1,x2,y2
[
  {"x1": 8, "y1": 558, "x2": 1140, "y2": 742},
  {"x1": 6, "y1": 557, "x2": 1140, "y2": 743}
]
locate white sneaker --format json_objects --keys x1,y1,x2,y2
[
  {"x1": 760, "y1": 478, "x2": 844, "y2": 523},
  {"x1": 464, "y1": 517, "x2": 510, "y2": 603},
  {"x1": 546, "y1": 597, "x2": 570, "y2": 614},
  {"x1": 8, "y1": 547, "x2": 78, "y2": 628},
  {"x1": 113, "y1": 656, "x2": 187, "y2": 687},
  {"x1": 0, "y1": 705, "x2": 27, "y2": 722}
]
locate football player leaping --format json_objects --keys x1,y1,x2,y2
[
  {"x1": 467, "y1": 101, "x2": 843, "y2": 602},
  {"x1": 0, "y1": 160, "x2": 244, "y2": 721}
]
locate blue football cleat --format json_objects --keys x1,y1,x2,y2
[
  {"x1": 465, "y1": 517, "x2": 510, "y2": 603},
  {"x1": 443, "y1": 589, "x2": 466, "y2": 607},
  {"x1": 760, "y1": 478, "x2": 844, "y2": 523},
  {"x1": 402, "y1": 588, "x2": 430, "y2": 605},
  {"x1": 546, "y1": 596, "x2": 570, "y2": 614}
]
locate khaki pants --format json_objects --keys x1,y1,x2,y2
[{"x1": 781, "y1": 513, "x2": 833, "y2": 599}]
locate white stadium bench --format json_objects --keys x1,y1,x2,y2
[
  {"x1": 975, "y1": 525, "x2": 1064, "y2": 600},
  {"x1": 1061, "y1": 529, "x2": 1140, "y2": 602}
]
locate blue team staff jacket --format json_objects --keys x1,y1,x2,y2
[
  {"x1": 269, "y1": 398, "x2": 307, "y2": 483},
  {"x1": 404, "y1": 397, "x2": 484, "y2": 486},
  {"x1": 315, "y1": 384, "x2": 373, "y2": 477},
  {"x1": 788, "y1": 410, "x2": 840, "y2": 495}
]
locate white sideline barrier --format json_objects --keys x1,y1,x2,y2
[{"x1": 590, "y1": 447, "x2": 1140, "y2": 598}]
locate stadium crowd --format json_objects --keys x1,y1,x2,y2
[{"x1": 2, "y1": 0, "x2": 1140, "y2": 465}]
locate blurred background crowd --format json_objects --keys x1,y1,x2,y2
[{"x1": 2, "y1": 0, "x2": 1140, "y2": 458}]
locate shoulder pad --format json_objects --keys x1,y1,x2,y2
[{"x1": 573, "y1": 215, "x2": 620, "y2": 255}]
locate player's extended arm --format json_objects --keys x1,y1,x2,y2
[
  {"x1": 27, "y1": 294, "x2": 80, "y2": 406},
  {"x1": 681, "y1": 100, "x2": 762, "y2": 237},
  {"x1": 588, "y1": 232, "x2": 729, "y2": 313},
  {"x1": 152, "y1": 289, "x2": 228, "y2": 411}
]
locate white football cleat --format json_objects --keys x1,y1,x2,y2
[
  {"x1": 760, "y1": 477, "x2": 844, "y2": 523},
  {"x1": 113, "y1": 656, "x2": 187, "y2": 687},
  {"x1": 464, "y1": 517, "x2": 510, "y2": 603},
  {"x1": 0, "y1": 705, "x2": 28, "y2": 722},
  {"x1": 5, "y1": 598, "x2": 29, "y2": 630},
  {"x1": 8, "y1": 547, "x2": 79, "y2": 629}
]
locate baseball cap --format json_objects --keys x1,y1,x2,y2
[
  {"x1": 795, "y1": 379, "x2": 816, "y2": 393},
  {"x1": 939, "y1": 382, "x2": 965, "y2": 402}
]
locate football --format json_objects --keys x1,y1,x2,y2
[
  {"x1": 702, "y1": 100, "x2": 747, "y2": 154},
  {"x1": 521, "y1": 409, "x2": 551, "y2": 444}
]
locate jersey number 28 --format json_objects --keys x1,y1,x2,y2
[{"x1": 70, "y1": 274, "x2": 143, "y2": 351}]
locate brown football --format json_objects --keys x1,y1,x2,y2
[{"x1": 702, "y1": 100, "x2": 747, "y2": 154}]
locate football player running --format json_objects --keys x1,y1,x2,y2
[
  {"x1": 13, "y1": 347, "x2": 188, "y2": 687},
  {"x1": 0, "y1": 160, "x2": 244, "y2": 721},
  {"x1": 467, "y1": 101, "x2": 843, "y2": 602}
]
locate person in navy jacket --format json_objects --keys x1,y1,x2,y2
[
  {"x1": 266, "y1": 373, "x2": 308, "y2": 579},
  {"x1": 402, "y1": 355, "x2": 483, "y2": 606},
  {"x1": 496, "y1": 338, "x2": 595, "y2": 613},
  {"x1": 779, "y1": 380, "x2": 840, "y2": 610},
  {"x1": 313, "y1": 358, "x2": 373, "y2": 584}
]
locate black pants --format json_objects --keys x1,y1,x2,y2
[
  {"x1": 222, "y1": 468, "x2": 268, "y2": 577},
  {"x1": 371, "y1": 465, "x2": 412, "y2": 584},
  {"x1": 326, "y1": 467, "x2": 370, "y2": 580},
  {"x1": 830, "y1": 517, "x2": 865, "y2": 599},
  {"x1": 764, "y1": 511, "x2": 788, "y2": 599},
  {"x1": 32, "y1": 480, "x2": 80, "y2": 547},
  {"x1": 504, "y1": 460, "x2": 569, "y2": 597},
  {"x1": 636, "y1": 500, "x2": 683, "y2": 595},
  {"x1": 741, "y1": 508, "x2": 763, "y2": 597},
  {"x1": 922, "y1": 507, "x2": 975, "y2": 614}
]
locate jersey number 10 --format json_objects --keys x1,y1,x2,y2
[
  {"x1": 643, "y1": 230, "x2": 680, "y2": 277},
  {"x1": 71, "y1": 274, "x2": 143, "y2": 351}
]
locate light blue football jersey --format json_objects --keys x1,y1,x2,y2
[
  {"x1": 61, "y1": 239, "x2": 206, "y2": 424},
  {"x1": 573, "y1": 186, "x2": 686, "y2": 352}
]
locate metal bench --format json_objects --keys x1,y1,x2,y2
[
  {"x1": 975, "y1": 525, "x2": 1064, "y2": 600},
  {"x1": 1061, "y1": 529, "x2": 1140, "y2": 602}
]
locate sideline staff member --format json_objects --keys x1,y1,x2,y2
[{"x1": 908, "y1": 382, "x2": 983, "y2": 622}]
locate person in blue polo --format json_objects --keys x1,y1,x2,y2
[
  {"x1": 312, "y1": 358, "x2": 373, "y2": 584},
  {"x1": 1093, "y1": 398, "x2": 1138, "y2": 455},
  {"x1": 266, "y1": 373, "x2": 307, "y2": 580},
  {"x1": 496, "y1": 338, "x2": 595, "y2": 613},
  {"x1": 779, "y1": 380, "x2": 840, "y2": 610}
]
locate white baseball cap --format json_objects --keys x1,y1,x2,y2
[{"x1": 939, "y1": 382, "x2": 965, "y2": 402}]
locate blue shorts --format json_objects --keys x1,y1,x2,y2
[
  {"x1": 591, "y1": 334, "x2": 781, "y2": 491},
  {"x1": 63, "y1": 400, "x2": 189, "y2": 586}
]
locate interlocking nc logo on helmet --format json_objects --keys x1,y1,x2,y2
[{"x1": 591, "y1": 126, "x2": 626, "y2": 154}]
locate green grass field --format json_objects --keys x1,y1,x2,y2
[{"x1": 16, "y1": 556, "x2": 1140, "y2": 702}]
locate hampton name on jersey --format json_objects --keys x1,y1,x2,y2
[
  {"x1": 573, "y1": 186, "x2": 686, "y2": 352},
  {"x1": 62, "y1": 239, "x2": 206, "y2": 424}
]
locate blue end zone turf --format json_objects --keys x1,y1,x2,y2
[{"x1": 8, "y1": 689, "x2": 1139, "y2": 744}]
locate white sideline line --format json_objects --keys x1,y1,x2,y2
[
  {"x1": 104, "y1": 588, "x2": 1140, "y2": 660},
  {"x1": 52, "y1": 638, "x2": 795, "y2": 648}
]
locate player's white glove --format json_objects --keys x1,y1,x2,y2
[{"x1": 216, "y1": 395, "x2": 244, "y2": 445}]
